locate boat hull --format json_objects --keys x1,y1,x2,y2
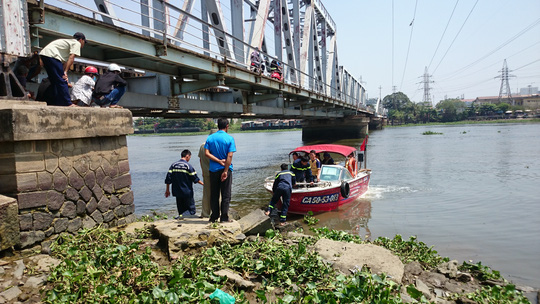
[{"x1": 266, "y1": 172, "x2": 370, "y2": 214}]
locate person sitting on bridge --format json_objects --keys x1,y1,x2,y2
[
  {"x1": 92, "y1": 63, "x2": 127, "y2": 108},
  {"x1": 71, "y1": 66, "x2": 98, "y2": 107},
  {"x1": 39, "y1": 32, "x2": 87, "y2": 106},
  {"x1": 291, "y1": 156, "x2": 313, "y2": 186},
  {"x1": 265, "y1": 163, "x2": 296, "y2": 225}
]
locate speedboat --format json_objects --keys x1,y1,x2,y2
[{"x1": 264, "y1": 143, "x2": 371, "y2": 214}]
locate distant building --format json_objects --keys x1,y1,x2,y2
[{"x1": 472, "y1": 94, "x2": 540, "y2": 110}]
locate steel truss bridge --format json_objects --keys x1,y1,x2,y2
[{"x1": 16, "y1": 0, "x2": 385, "y2": 119}]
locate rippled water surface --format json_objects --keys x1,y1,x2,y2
[{"x1": 128, "y1": 123, "x2": 540, "y2": 289}]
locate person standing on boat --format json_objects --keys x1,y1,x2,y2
[
  {"x1": 291, "y1": 156, "x2": 313, "y2": 185},
  {"x1": 309, "y1": 150, "x2": 321, "y2": 182},
  {"x1": 205, "y1": 118, "x2": 236, "y2": 223},
  {"x1": 345, "y1": 152, "x2": 357, "y2": 177},
  {"x1": 165, "y1": 149, "x2": 203, "y2": 218},
  {"x1": 265, "y1": 163, "x2": 296, "y2": 225}
]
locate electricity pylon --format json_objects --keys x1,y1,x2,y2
[{"x1": 495, "y1": 59, "x2": 515, "y2": 105}]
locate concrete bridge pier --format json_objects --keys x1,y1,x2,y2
[
  {"x1": 302, "y1": 115, "x2": 370, "y2": 142},
  {"x1": 0, "y1": 100, "x2": 136, "y2": 251}
]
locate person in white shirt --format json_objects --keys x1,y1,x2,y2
[{"x1": 71, "y1": 66, "x2": 98, "y2": 107}]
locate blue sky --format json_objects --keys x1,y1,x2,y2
[{"x1": 324, "y1": 0, "x2": 540, "y2": 101}]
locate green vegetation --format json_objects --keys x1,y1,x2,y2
[
  {"x1": 422, "y1": 131, "x2": 443, "y2": 135},
  {"x1": 43, "y1": 223, "x2": 531, "y2": 303},
  {"x1": 383, "y1": 92, "x2": 534, "y2": 125}
]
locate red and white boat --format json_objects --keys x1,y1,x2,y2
[{"x1": 264, "y1": 142, "x2": 371, "y2": 214}]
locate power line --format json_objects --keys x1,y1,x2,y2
[
  {"x1": 427, "y1": 0, "x2": 460, "y2": 71},
  {"x1": 432, "y1": 0, "x2": 479, "y2": 75},
  {"x1": 399, "y1": 0, "x2": 419, "y2": 91}
]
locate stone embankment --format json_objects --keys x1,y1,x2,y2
[{"x1": 0, "y1": 209, "x2": 537, "y2": 303}]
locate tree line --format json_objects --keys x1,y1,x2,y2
[{"x1": 383, "y1": 92, "x2": 525, "y2": 125}]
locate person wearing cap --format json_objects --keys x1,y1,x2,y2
[
  {"x1": 39, "y1": 32, "x2": 86, "y2": 106},
  {"x1": 71, "y1": 66, "x2": 98, "y2": 106},
  {"x1": 321, "y1": 152, "x2": 334, "y2": 165},
  {"x1": 92, "y1": 63, "x2": 127, "y2": 108}
]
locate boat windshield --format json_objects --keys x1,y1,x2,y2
[{"x1": 319, "y1": 166, "x2": 342, "y2": 182}]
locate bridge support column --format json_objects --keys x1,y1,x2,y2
[
  {"x1": 0, "y1": 101, "x2": 135, "y2": 250},
  {"x1": 302, "y1": 116, "x2": 370, "y2": 142}
]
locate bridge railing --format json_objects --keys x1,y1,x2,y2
[{"x1": 48, "y1": 0, "x2": 367, "y2": 111}]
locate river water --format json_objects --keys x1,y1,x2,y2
[{"x1": 127, "y1": 123, "x2": 540, "y2": 289}]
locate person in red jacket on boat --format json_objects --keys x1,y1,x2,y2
[{"x1": 265, "y1": 163, "x2": 296, "y2": 225}]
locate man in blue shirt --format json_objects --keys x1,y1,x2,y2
[
  {"x1": 165, "y1": 150, "x2": 203, "y2": 218},
  {"x1": 204, "y1": 118, "x2": 236, "y2": 222}
]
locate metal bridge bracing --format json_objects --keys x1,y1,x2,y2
[{"x1": 20, "y1": 0, "x2": 376, "y2": 118}]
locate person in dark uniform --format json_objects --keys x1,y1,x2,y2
[
  {"x1": 321, "y1": 152, "x2": 335, "y2": 165},
  {"x1": 165, "y1": 149, "x2": 203, "y2": 218},
  {"x1": 291, "y1": 156, "x2": 313, "y2": 184},
  {"x1": 265, "y1": 163, "x2": 296, "y2": 225}
]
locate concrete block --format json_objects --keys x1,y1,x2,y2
[
  {"x1": 54, "y1": 218, "x2": 69, "y2": 233},
  {"x1": 110, "y1": 195, "x2": 121, "y2": 209},
  {"x1": 114, "y1": 174, "x2": 131, "y2": 190},
  {"x1": 58, "y1": 157, "x2": 72, "y2": 175},
  {"x1": 86, "y1": 197, "x2": 98, "y2": 215},
  {"x1": 119, "y1": 191, "x2": 134, "y2": 205},
  {"x1": 37, "y1": 171, "x2": 53, "y2": 190},
  {"x1": 118, "y1": 160, "x2": 130, "y2": 175},
  {"x1": 76, "y1": 200, "x2": 86, "y2": 216},
  {"x1": 84, "y1": 171, "x2": 96, "y2": 189},
  {"x1": 73, "y1": 157, "x2": 89, "y2": 176},
  {"x1": 82, "y1": 215, "x2": 97, "y2": 229},
  {"x1": 79, "y1": 186, "x2": 92, "y2": 202},
  {"x1": 0, "y1": 174, "x2": 17, "y2": 193},
  {"x1": 0, "y1": 195, "x2": 20, "y2": 250},
  {"x1": 14, "y1": 141, "x2": 33, "y2": 154},
  {"x1": 95, "y1": 167, "x2": 106, "y2": 186},
  {"x1": 44, "y1": 153, "x2": 58, "y2": 173},
  {"x1": 47, "y1": 190, "x2": 64, "y2": 211},
  {"x1": 65, "y1": 187, "x2": 80, "y2": 202},
  {"x1": 15, "y1": 153, "x2": 45, "y2": 173},
  {"x1": 35, "y1": 140, "x2": 50, "y2": 153},
  {"x1": 16, "y1": 172, "x2": 38, "y2": 192},
  {"x1": 97, "y1": 196, "x2": 111, "y2": 213},
  {"x1": 102, "y1": 176, "x2": 113, "y2": 194},
  {"x1": 237, "y1": 209, "x2": 273, "y2": 236},
  {"x1": 67, "y1": 218, "x2": 82, "y2": 232},
  {"x1": 69, "y1": 170, "x2": 84, "y2": 190},
  {"x1": 60, "y1": 201, "x2": 77, "y2": 219},
  {"x1": 17, "y1": 191, "x2": 48, "y2": 209},
  {"x1": 33, "y1": 212, "x2": 54, "y2": 230},
  {"x1": 52, "y1": 170, "x2": 68, "y2": 192},
  {"x1": 19, "y1": 213, "x2": 33, "y2": 231},
  {"x1": 0, "y1": 155, "x2": 15, "y2": 174},
  {"x1": 103, "y1": 210, "x2": 115, "y2": 223}
]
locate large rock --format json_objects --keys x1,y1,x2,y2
[
  {"x1": 313, "y1": 238, "x2": 404, "y2": 283},
  {"x1": 237, "y1": 209, "x2": 272, "y2": 236},
  {"x1": 151, "y1": 219, "x2": 244, "y2": 259},
  {"x1": 0, "y1": 195, "x2": 20, "y2": 250}
]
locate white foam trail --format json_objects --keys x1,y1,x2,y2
[{"x1": 364, "y1": 185, "x2": 418, "y2": 199}]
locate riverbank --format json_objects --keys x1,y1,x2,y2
[
  {"x1": 386, "y1": 118, "x2": 540, "y2": 127},
  {"x1": 0, "y1": 214, "x2": 535, "y2": 303}
]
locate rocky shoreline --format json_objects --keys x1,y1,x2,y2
[{"x1": 0, "y1": 211, "x2": 537, "y2": 303}]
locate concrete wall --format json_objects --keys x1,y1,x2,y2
[{"x1": 0, "y1": 101, "x2": 135, "y2": 250}]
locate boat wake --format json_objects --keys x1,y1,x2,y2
[{"x1": 364, "y1": 185, "x2": 418, "y2": 199}]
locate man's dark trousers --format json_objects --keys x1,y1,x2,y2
[
  {"x1": 40, "y1": 55, "x2": 71, "y2": 106},
  {"x1": 209, "y1": 169, "x2": 232, "y2": 222}
]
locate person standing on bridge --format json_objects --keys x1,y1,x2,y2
[
  {"x1": 165, "y1": 149, "x2": 204, "y2": 218},
  {"x1": 93, "y1": 63, "x2": 127, "y2": 108},
  {"x1": 39, "y1": 32, "x2": 86, "y2": 106},
  {"x1": 204, "y1": 118, "x2": 236, "y2": 223}
]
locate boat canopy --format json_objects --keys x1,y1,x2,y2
[{"x1": 291, "y1": 144, "x2": 357, "y2": 157}]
